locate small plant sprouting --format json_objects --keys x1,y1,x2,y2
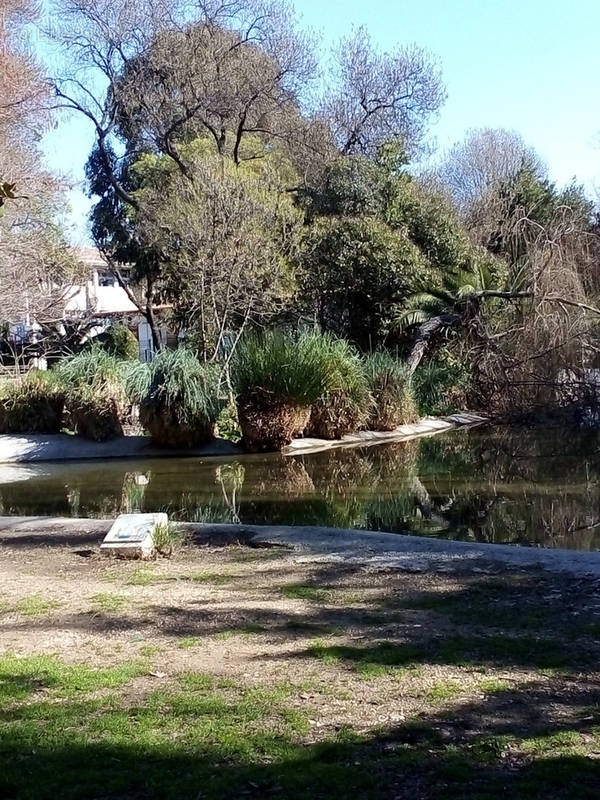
[{"x1": 152, "y1": 521, "x2": 187, "y2": 558}]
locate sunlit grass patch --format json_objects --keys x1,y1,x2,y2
[
  {"x1": 338, "y1": 592, "x2": 366, "y2": 605},
  {"x1": 14, "y1": 595, "x2": 62, "y2": 617},
  {"x1": 0, "y1": 654, "x2": 147, "y2": 703},
  {"x1": 186, "y1": 571, "x2": 239, "y2": 585},
  {"x1": 479, "y1": 678, "x2": 511, "y2": 694},
  {"x1": 425, "y1": 680, "x2": 463, "y2": 702},
  {"x1": 177, "y1": 636, "x2": 204, "y2": 649},
  {"x1": 520, "y1": 730, "x2": 586, "y2": 754},
  {"x1": 139, "y1": 644, "x2": 164, "y2": 657},
  {"x1": 281, "y1": 584, "x2": 330, "y2": 602},
  {"x1": 124, "y1": 568, "x2": 169, "y2": 586},
  {"x1": 88, "y1": 593, "x2": 129, "y2": 613}
]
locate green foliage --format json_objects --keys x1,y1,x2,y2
[
  {"x1": 0, "y1": 371, "x2": 64, "y2": 434},
  {"x1": 299, "y1": 152, "x2": 491, "y2": 351},
  {"x1": 307, "y1": 337, "x2": 372, "y2": 439},
  {"x1": 486, "y1": 165, "x2": 593, "y2": 269},
  {"x1": 232, "y1": 329, "x2": 343, "y2": 451},
  {"x1": 303, "y1": 155, "x2": 389, "y2": 218},
  {"x1": 56, "y1": 346, "x2": 127, "y2": 389},
  {"x1": 363, "y1": 351, "x2": 418, "y2": 430},
  {"x1": 216, "y1": 401, "x2": 242, "y2": 443},
  {"x1": 55, "y1": 347, "x2": 129, "y2": 441},
  {"x1": 95, "y1": 324, "x2": 139, "y2": 361},
  {"x1": 152, "y1": 520, "x2": 186, "y2": 558},
  {"x1": 231, "y1": 330, "x2": 333, "y2": 407},
  {"x1": 301, "y1": 216, "x2": 429, "y2": 349},
  {"x1": 127, "y1": 348, "x2": 222, "y2": 447},
  {"x1": 412, "y1": 351, "x2": 472, "y2": 416},
  {"x1": 395, "y1": 254, "x2": 504, "y2": 334}
]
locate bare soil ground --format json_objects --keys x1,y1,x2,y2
[{"x1": 1, "y1": 524, "x2": 600, "y2": 799}]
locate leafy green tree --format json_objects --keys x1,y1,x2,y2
[
  {"x1": 95, "y1": 324, "x2": 139, "y2": 361},
  {"x1": 299, "y1": 147, "x2": 493, "y2": 350},
  {"x1": 301, "y1": 216, "x2": 429, "y2": 349},
  {"x1": 124, "y1": 140, "x2": 303, "y2": 360}
]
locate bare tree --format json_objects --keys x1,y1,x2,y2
[
  {"x1": 322, "y1": 27, "x2": 446, "y2": 158},
  {"x1": 0, "y1": 0, "x2": 78, "y2": 335},
  {"x1": 432, "y1": 128, "x2": 543, "y2": 215},
  {"x1": 49, "y1": 0, "x2": 322, "y2": 196}
]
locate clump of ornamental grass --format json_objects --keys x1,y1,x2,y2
[
  {"x1": 126, "y1": 347, "x2": 223, "y2": 447},
  {"x1": 306, "y1": 336, "x2": 372, "y2": 439},
  {"x1": 363, "y1": 351, "x2": 419, "y2": 431},
  {"x1": 231, "y1": 329, "x2": 331, "y2": 452},
  {"x1": 152, "y1": 520, "x2": 187, "y2": 558},
  {"x1": 56, "y1": 347, "x2": 129, "y2": 441},
  {"x1": 0, "y1": 371, "x2": 65, "y2": 434}
]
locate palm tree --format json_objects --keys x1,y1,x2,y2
[{"x1": 396, "y1": 259, "x2": 503, "y2": 373}]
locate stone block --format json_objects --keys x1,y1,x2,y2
[{"x1": 100, "y1": 512, "x2": 168, "y2": 559}]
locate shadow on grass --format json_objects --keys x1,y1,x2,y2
[
  {"x1": 1, "y1": 678, "x2": 600, "y2": 800},
  {"x1": 2, "y1": 563, "x2": 600, "y2": 799},
  {"x1": 3, "y1": 566, "x2": 600, "y2": 674}
]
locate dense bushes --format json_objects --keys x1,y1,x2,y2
[
  {"x1": 363, "y1": 351, "x2": 418, "y2": 430},
  {"x1": 56, "y1": 347, "x2": 129, "y2": 441},
  {"x1": 232, "y1": 331, "x2": 421, "y2": 450},
  {"x1": 307, "y1": 337, "x2": 372, "y2": 439},
  {"x1": 0, "y1": 335, "x2": 436, "y2": 450},
  {"x1": 95, "y1": 323, "x2": 139, "y2": 361},
  {"x1": 231, "y1": 330, "x2": 331, "y2": 451},
  {"x1": 412, "y1": 351, "x2": 471, "y2": 416},
  {"x1": 127, "y1": 348, "x2": 222, "y2": 447},
  {"x1": 0, "y1": 371, "x2": 64, "y2": 434}
]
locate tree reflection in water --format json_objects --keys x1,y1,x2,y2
[{"x1": 0, "y1": 426, "x2": 598, "y2": 549}]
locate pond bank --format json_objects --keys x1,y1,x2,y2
[
  {"x1": 0, "y1": 413, "x2": 485, "y2": 463},
  {"x1": 1, "y1": 515, "x2": 599, "y2": 577}
]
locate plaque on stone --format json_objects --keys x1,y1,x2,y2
[{"x1": 100, "y1": 512, "x2": 168, "y2": 559}]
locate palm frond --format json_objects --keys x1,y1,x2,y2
[{"x1": 395, "y1": 309, "x2": 429, "y2": 331}]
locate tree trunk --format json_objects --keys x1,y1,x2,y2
[
  {"x1": 145, "y1": 278, "x2": 162, "y2": 352},
  {"x1": 406, "y1": 313, "x2": 461, "y2": 374}
]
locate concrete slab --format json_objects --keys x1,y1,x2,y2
[
  {"x1": 1, "y1": 515, "x2": 599, "y2": 577},
  {"x1": 0, "y1": 414, "x2": 487, "y2": 464},
  {"x1": 282, "y1": 415, "x2": 483, "y2": 455},
  {"x1": 0, "y1": 434, "x2": 242, "y2": 464},
  {"x1": 100, "y1": 512, "x2": 168, "y2": 559}
]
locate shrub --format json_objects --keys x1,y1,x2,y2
[
  {"x1": 95, "y1": 323, "x2": 139, "y2": 361},
  {"x1": 56, "y1": 347, "x2": 129, "y2": 441},
  {"x1": 412, "y1": 352, "x2": 471, "y2": 416},
  {"x1": 363, "y1": 351, "x2": 418, "y2": 430},
  {"x1": 0, "y1": 371, "x2": 64, "y2": 434},
  {"x1": 307, "y1": 337, "x2": 372, "y2": 439},
  {"x1": 126, "y1": 347, "x2": 222, "y2": 447},
  {"x1": 231, "y1": 329, "x2": 332, "y2": 451},
  {"x1": 216, "y1": 400, "x2": 242, "y2": 443}
]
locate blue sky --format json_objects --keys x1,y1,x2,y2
[{"x1": 41, "y1": 0, "x2": 600, "y2": 243}]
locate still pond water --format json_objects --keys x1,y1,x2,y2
[{"x1": 1, "y1": 426, "x2": 599, "y2": 550}]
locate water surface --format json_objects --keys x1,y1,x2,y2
[{"x1": 1, "y1": 426, "x2": 598, "y2": 550}]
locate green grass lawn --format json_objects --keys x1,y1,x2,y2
[
  {"x1": 2, "y1": 542, "x2": 600, "y2": 799},
  {"x1": 1, "y1": 650, "x2": 599, "y2": 800}
]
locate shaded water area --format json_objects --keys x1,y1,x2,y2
[{"x1": 1, "y1": 426, "x2": 599, "y2": 550}]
